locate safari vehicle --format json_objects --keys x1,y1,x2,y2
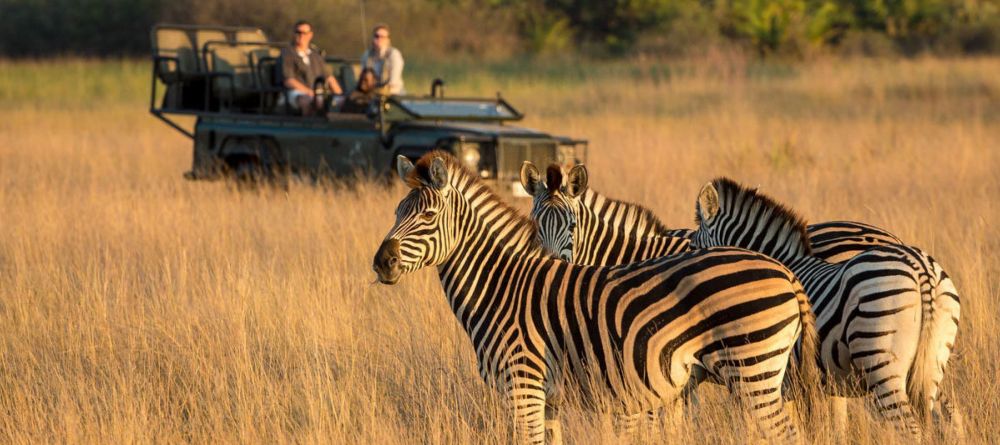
[{"x1": 149, "y1": 24, "x2": 587, "y2": 191}]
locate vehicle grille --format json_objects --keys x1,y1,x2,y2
[{"x1": 497, "y1": 139, "x2": 558, "y2": 182}]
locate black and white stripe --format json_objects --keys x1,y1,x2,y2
[
  {"x1": 691, "y1": 177, "x2": 961, "y2": 439},
  {"x1": 373, "y1": 153, "x2": 820, "y2": 444},
  {"x1": 520, "y1": 163, "x2": 691, "y2": 265},
  {"x1": 520, "y1": 162, "x2": 906, "y2": 267}
]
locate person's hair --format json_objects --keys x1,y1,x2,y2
[
  {"x1": 356, "y1": 68, "x2": 376, "y2": 92},
  {"x1": 372, "y1": 24, "x2": 389, "y2": 36},
  {"x1": 294, "y1": 20, "x2": 312, "y2": 32}
]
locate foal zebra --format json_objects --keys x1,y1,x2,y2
[
  {"x1": 519, "y1": 162, "x2": 904, "y2": 266},
  {"x1": 373, "y1": 152, "x2": 819, "y2": 444},
  {"x1": 692, "y1": 177, "x2": 961, "y2": 439}
]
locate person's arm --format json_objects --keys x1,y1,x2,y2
[
  {"x1": 325, "y1": 76, "x2": 343, "y2": 95},
  {"x1": 386, "y1": 49, "x2": 404, "y2": 94},
  {"x1": 322, "y1": 61, "x2": 343, "y2": 95}
]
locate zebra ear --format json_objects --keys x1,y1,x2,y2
[
  {"x1": 519, "y1": 162, "x2": 544, "y2": 196},
  {"x1": 565, "y1": 164, "x2": 588, "y2": 198},
  {"x1": 428, "y1": 156, "x2": 449, "y2": 189},
  {"x1": 697, "y1": 182, "x2": 720, "y2": 223},
  {"x1": 396, "y1": 155, "x2": 415, "y2": 186}
]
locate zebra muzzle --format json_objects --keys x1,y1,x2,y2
[{"x1": 373, "y1": 239, "x2": 402, "y2": 284}]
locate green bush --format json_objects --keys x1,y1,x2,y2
[{"x1": 0, "y1": 0, "x2": 998, "y2": 58}]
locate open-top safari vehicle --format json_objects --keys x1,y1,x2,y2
[{"x1": 148, "y1": 24, "x2": 587, "y2": 191}]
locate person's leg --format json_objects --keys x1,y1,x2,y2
[{"x1": 297, "y1": 95, "x2": 315, "y2": 116}]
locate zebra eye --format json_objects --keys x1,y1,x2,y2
[{"x1": 420, "y1": 209, "x2": 438, "y2": 220}]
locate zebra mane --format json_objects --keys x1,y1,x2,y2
[
  {"x1": 706, "y1": 177, "x2": 812, "y2": 256},
  {"x1": 409, "y1": 151, "x2": 542, "y2": 251},
  {"x1": 581, "y1": 188, "x2": 673, "y2": 234},
  {"x1": 545, "y1": 164, "x2": 562, "y2": 192}
]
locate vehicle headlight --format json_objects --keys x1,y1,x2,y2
[{"x1": 460, "y1": 144, "x2": 481, "y2": 170}]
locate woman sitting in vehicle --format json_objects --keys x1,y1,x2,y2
[{"x1": 340, "y1": 68, "x2": 378, "y2": 114}]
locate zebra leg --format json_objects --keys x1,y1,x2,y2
[
  {"x1": 508, "y1": 380, "x2": 548, "y2": 444},
  {"x1": 544, "y1": 401, "x2": 563, "y2": 445},
  {"x1": 681, "y1": 365, "x2": 706, "y2": 421},
  {"x1": 612, "y1": 411, "x2": 643, "y2": 438},
  {"x1": 544, "y1": 416, "x2": 563, "y2": 445},
  {"x1": 739, "y1": 386, "x2": 797, "y2": 441},
  {"x1": 932, "y1": 395, "x2": 965, "y2": 442},
  {"x1": 728, "y1": 362, "x2": 797, "y2": 440},
  {"x1": 830, "y1": 396, "x2": 848, "y2": 438},
  {"x1": 847, "y1": 312, "x2": 923, "y2": 436},
  {"x1": 857, "y1": 359, "x2": 922, "y2": 438}
]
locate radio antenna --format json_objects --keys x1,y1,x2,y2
[{"x1": 359, "y1": 0, "x2": 368, "y2": 48}]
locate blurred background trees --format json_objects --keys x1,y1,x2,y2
[{"x1": 0, "y1": 0, "x2": 996, "y2": 58}]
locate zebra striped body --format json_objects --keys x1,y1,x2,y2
[
  {"x1": 691, "y1": 178, "x2": 961, "y2": 438},
  {"x1": 806, "y1": 220, "x2": 904, "y2": 263},
  {"x1": 374, "y1": 153, "x2": 819, "y2": 443}
]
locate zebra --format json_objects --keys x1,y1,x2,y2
[
  {"x1": 519, "y1": 161, "x2": 905, "y2": 266},
  {"x1": 691, "y1": 177, "x2": 961, "y2": 439},
  {"x1": 372, "y1": 152, "x2": 820, "y2": 444},
  {"x1": 520, "y1": 163, "x2": 963, "y2": 438}
]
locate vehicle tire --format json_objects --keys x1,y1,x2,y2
[{"x1": 226, "y1": 155, "x2": 263, "y2": 190}]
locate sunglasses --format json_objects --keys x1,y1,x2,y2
[
  {"x1": 373, "y1": 33, "x2": 389, "y2": 39},
  {"x1": 295, "y1": 29, "x2": 312, "y2": 35}
]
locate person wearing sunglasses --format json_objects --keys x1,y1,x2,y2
[
  {"x1": 280, "y1": 20, "x2": 343, "y2": 116},
  {"x1": 360, "y1": 24, "x2": 405, "y2": 95}
]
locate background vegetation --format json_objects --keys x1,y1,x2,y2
[
  {"x1": 0, "y1": 56, "x2": 997, "y2": 443},
  {"x1": 0, "y1": 0, "x2": 998, "y2": 59}
]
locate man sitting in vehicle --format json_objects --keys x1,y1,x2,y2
[
  {"x1": 361, "y1": 24, "x2": 404, "y2": 95},
  {"x1": 281, "y1": 20, "x2": 343, "y2": 116}
]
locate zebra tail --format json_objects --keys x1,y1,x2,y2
[
  {"x1": 907, "y1": 257, "x2": 960, "y2": 423},
  {"x1": 791, "y1": 277, "x2": 822, "y2": 417}
]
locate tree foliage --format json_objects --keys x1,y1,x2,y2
[{"x1": 0, "y1": 0, "x2": 996, "y2": 57}]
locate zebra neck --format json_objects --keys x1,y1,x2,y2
[
  {"x1": 436, "y1": 179, "x2": 542, "y2": 332},
  {"x1": 580, "y1": 188, "x2": 671, "y2": 238},
  {"x1": 720, "y1": 221, "x2": 811, "y2": 264},
  {"x1": 574, "y1": 191, "x2": 691, "y2": 265}
]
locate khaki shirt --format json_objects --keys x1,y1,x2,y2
[{"x1": 281, "y1": 46, "x2": 331, "y2": 89}]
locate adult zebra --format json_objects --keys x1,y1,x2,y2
[
  {"x1": 372, "y1": 152, "x2": 819, "y2": 444},
  {"x1": 520, "y1": 163, "x2": 962, "y2": 438},
  {"x1": 692, "y1": 177, "x2": 961, "y2": 439},
  {"x1": 519, "y1": 162, "x2": 903, "y2": 266}
]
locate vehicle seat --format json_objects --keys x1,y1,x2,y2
[
  {"x1": 152, "y1": 28, "x2": 199, "y2": 83},
  {"x1": 206, "y1": 42, "x2": 262, "y2": 110},
  {"x1": 250, "y1": 46, "x2": 287, "y2": 113},
  {"x1": 152, "y1": 27, "x2": 211, "y2": 110},
  {"x1": 195, "y1": 30, "x2": 228, "y2": 69},
  {"x1": 235, "y1": 29, "x2": 268, "y2": 44}
]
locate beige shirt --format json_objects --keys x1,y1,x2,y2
[{"x1": 361, "y1": 47, "x2": 405, "y2": 95}]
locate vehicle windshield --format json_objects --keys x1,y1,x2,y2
[{"x1": 394, "y1": 98, "x2": 519, "y2": 120}]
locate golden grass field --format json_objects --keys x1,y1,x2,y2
[{"x1": 0, "y1": 56, "x2": 997, "y2": 444}]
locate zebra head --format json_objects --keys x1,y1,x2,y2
[
  {"x1": 520, "y1": 162, "x2": 588, "y2": 262},
  {"x1": 691, "y1": 181, "x2": 723, "y2": 249},
  {"x1": 374, "y1": 154, "x2": 462, "y2": 284},
  {"x1": 692, "y1": 178, "x2": 812, "y2": 262}
]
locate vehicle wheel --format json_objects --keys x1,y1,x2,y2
[{"x1": 226, "y1": 155, "x2": 263, "y2": 190}]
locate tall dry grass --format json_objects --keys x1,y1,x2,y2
[{"x1": 0, "y1": 57, "x2": 997, "y2": 444}]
